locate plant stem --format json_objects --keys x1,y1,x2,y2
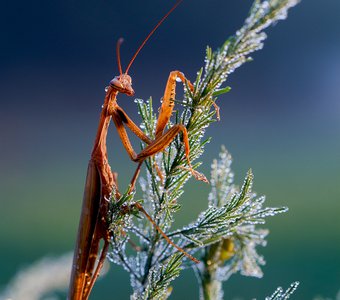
[
  {"x1": 201, "y1": 274, "x2": 222, "y2": 300},
  {"x1": 199, "y1": 245, "x2": 223, "y2": 300}
]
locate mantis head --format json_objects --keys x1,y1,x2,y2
[
  {"x1": 109, "y1": 38, "x2": 134, "y2": 96},
  {"x1": 109, "y1": 74, "x2": 134, "y2": 96}
]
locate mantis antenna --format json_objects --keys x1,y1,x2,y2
[
  {"x1": 116, "y1": 38, "x2": 124, "y2": 75},
  {"x1": 124, "y1": 0, "x2": 183, "y2": 74}
]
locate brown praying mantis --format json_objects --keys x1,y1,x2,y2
[{"x1": 68, "y1": 1, "x2": 211, "y2": 299}]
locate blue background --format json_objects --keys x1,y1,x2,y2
[{"x1": 1, "y1": 0, "x2": 339, "y2": 299}]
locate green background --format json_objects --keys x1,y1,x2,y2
[{"x1": 1, "y1": 0, "x2": 339, "y2": 299}]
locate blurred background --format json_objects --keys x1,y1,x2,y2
[{"x1": 0, "y1": 0, "x2": 339, "y2": 299}]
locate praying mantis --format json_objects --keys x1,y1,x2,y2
[{"x1": 68, "y1": 1, "x2": 210, "y2": 299}]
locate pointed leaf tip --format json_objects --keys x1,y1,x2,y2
[{"x1": 213, "y1": 86, "x2": 232, "y2": 97}]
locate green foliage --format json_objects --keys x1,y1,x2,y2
[
  {"x1": 195, "y1": 148, "x2": 288, "y2": 300},
  {"x1": 134, "y1": 254, "x2": 184, "y2": 300}
]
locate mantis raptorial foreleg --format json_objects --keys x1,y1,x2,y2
[
  {"x1": 110, "y1": 70, "x2": 208, "y2": 190},
  {"x1": 155, "y1": 71, "x2": 194, "y2": 136}
]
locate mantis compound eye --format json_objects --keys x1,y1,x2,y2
[
  {"x1": 110, "y1": 77, "x2": 124, "y2": 89},
  {"x1": 109, "y1": 75, "x2": 135, "y2": 96}
]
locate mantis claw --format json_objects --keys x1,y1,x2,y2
[
  {"x1": 212, "y1": 101, "x2": 220, "y2": 121},
  {"x1": 177, "y1": 165, "x2": 209, "y2": 184},
  {"x1": 192, "y1": 169, "x2": 209, "y2": 184}
]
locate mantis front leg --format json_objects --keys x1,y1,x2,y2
[
  {"x1": 110, "y1": 70, "x2": 207, "y2": 190},
  {"x1": 155, "y1": 71, "x2": 194, "y2": 137}
]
